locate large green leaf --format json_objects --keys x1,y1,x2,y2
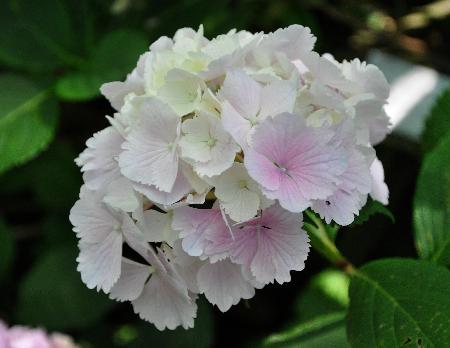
[
  {"x1": 0, "y1": 75, "x2": 58, "y2": 175},
  {"x1": 261, "y1": 312, "x2": 348, "y2": 348},
  {"x1": 421, "y1": 88, "x2": 450, "y2": 155},
  {"x1": 0, "y1": 0, "x2": 83, "y2": 72},
  {"x1": 347, "y1": 258, "x2": 450, "y2": 347},
  {"x1": 16, "y1": 246, "x2": 113, "y2": 330},
  {"x1": 413, "y1": 133, "x2": 450, "y2": 265},
  {"x1": 0, "y1": 219, "x2": 14, "y2": 281},
  {"x1": 56, "y1": 29, "x2": 148, "y2": 101}
]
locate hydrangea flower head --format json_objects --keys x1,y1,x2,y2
[{"x1": 71, "y1": 24, "x2": 390, "y2": 330}]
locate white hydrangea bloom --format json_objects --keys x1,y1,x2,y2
[{"x1": 71, "y1": 24, "x2": 391, "y2": 330}]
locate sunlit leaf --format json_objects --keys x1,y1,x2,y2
[
  {"x1": 0, "y1": 75, "x2": 58, "y2": 174},
  {"x1": 414, "y1": 133, "x2": 450, "y2": 265}
]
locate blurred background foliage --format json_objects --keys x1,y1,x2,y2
[{"x1": 0, "y1": 0, "x2": 449, "y2": 347}]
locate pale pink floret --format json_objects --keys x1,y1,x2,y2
[
  {"x1": 119, "y1": 97, "x2": 180, "y2": 193},
  {"x1": 75, "y1": 126, "x2": 123, "y2": 191},
  {"x1": 219, "y1": 69, "x2": 296, "y2": 149},
  {"x1": 245, "y1": 113, "x2": 347, "y2": 213},
  {"x1": 311, "y1": 147, "x2": 372, "y2": 225},
  {"x1": 0, "y1": 321, "x2": 79, "y2": 348},
  {"x1": 174, "y1": 204, "x2": 310, "y2": 285},
  {"x1": 110, "y1": 247, "x2": 197, "y2": 331}
]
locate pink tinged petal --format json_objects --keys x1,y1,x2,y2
[
  {"x1": 109, "y1": 258, "x2": 151, "y2": 302},
  {"x1": 226, "y1": 205, "x2": 310, "y2": 284},
  {"x1": 251, "y1": 207, "x2": 309, "y2": 284},
  {"x1": 76, "y1": 231, "x2": 123, "y2": 293},
  {"x1": 7, "y1": 327, "x2": 53, "y2": 348},
  {"x1": 244, "y1": 150, "x2": 282, "y2": 191},
  {"x1": 370, "y1": 157, "x2": 389, "y2": 205},
  {"x1": 197, "y1": 260, "x2": 255, "y2": 312},
  {"x1": 263, "y1": 176, "x2": 311, "y2": 212},
  {"x1": 76, "y1": 126, "x2": 123, "y2": 191},
  {"x1": 219, "y1": 69, "x2": 262, "y2": 116},
  {"x1": 259, "y1": 80, "x2": 296, "y2": 119},
  {"x1": 118, "y1": 97, "x2": 180, "y2": 192},
  {"x1": 338, "y1": 149, "x2": 372, "y2": 194},
  {"x1": 133, "y1": 170, "x2": 191, "y2": 206},
  {"x1": 247, "y1": 114, "x2": 347, "y2": 212},
  {"x1": 312, "y1": 189, "x2": 367, "y2": 226},
  {"x1": 221, "y1": 101, "x2": 252, "y2": 150},
  {"x1": 172, "y1": 207, "x2": 220, "y2": 257}
]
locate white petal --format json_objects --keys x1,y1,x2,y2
[
  {"x1": 140, "y1": 210, "x2": 179, "y2": 246},
  {"x1": 76, "y1": 127, "x2": 123, "y2": 191},
  {"x1": 76, "y1": 230, "x2": 123, "y2": 293},
  {"x1": 134, "y1": 170, "x2": 191, "y2": 206},
  {"x1": 370, "y1": 157, "x2": 389, "y2": 205},
  {"x1": 119, "y1": 97, "x2": 180, "y2": 192},
  {"x1": 197, "y1": 260, "x2": 255, "y2": 312},
  {"x1": 158, "y1": 69, "x2": 205, "y2": 116},
  {"x1": 103, "y1": 177, "x2": 140, "y2": 212},
  {"x1": 219, "y1": 69, "x2": 261, "y2": 116},
  {"x1": 132, "y1": 250, "x2": 197, "y2": 330},
  {"x1": 221, "y1": 101, "x2": 252, "y2": 150},
  {"x1": 259, "y1": 80, "x2": 296, "y2": 118},
  {"x1": 109, "y1": 258, "x2": 151, "y2": 301},
  {"x1": 221, "y1": 189, "x2": 260, "y2": 223},
  {"x1": 179, "y1": 114, "x2": 213, "y2": 162}
]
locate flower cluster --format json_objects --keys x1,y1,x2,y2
[
  {"x1": 70, "y1": 25, "x2": 390, "y2": 330},
  {"x1": 0, "y1": 321, "x2": 78, "y2": 348}
]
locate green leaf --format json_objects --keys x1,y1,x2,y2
[
  {"x1": 0, "y1": 219, "x2": 15, "y2": 281},
  {"x1": 56, "y1": 29, "x2": 148, "y2": 101},
  {"x1": 126, "y1": 299, "x2": 214, "y2": 348},
  {"x1": 0, "y1": 0, "x2": 83, "y2": 72},
  {"x1": 261, "y1": 312, "x2": 349, "y2": 348},
  {"x1": 0, "y1": 75, "x2": 58, "y2": 175},
  {"x1": 295, "y1": 270, "x2": 349, "y2": 323},
  {"x1": 55, "y1": 72, "x2": 106, "y2": 102},
  {"x1": 414, "y1": 133, "x2": 450, "y2": 265},
  {"x1": 421, "y1": 88, "x2": 450, "y2": 155},
  {"x1": 351, "y1": 199, "x2": 394, "y2": 226},
  {"x1": 16, "y1": 246, "x2": 113, "y2": 330},
  {"x1": 347, "y1": 258, "x2": 450, "y2": 347}
]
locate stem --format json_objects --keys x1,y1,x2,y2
[{"x1": 304, "y1": 211, "x2": 356, "y2": 275}]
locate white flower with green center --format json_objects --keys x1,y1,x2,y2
[
  {"x1": 157, "y1": 69, "x2": 206, "y2": 116},
  {"x1": 179, "y1": 112, "x2": 239, "y2": 177},
  {"x1": 211, "y1": 163, "x2": 272, "y2": 222}
]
